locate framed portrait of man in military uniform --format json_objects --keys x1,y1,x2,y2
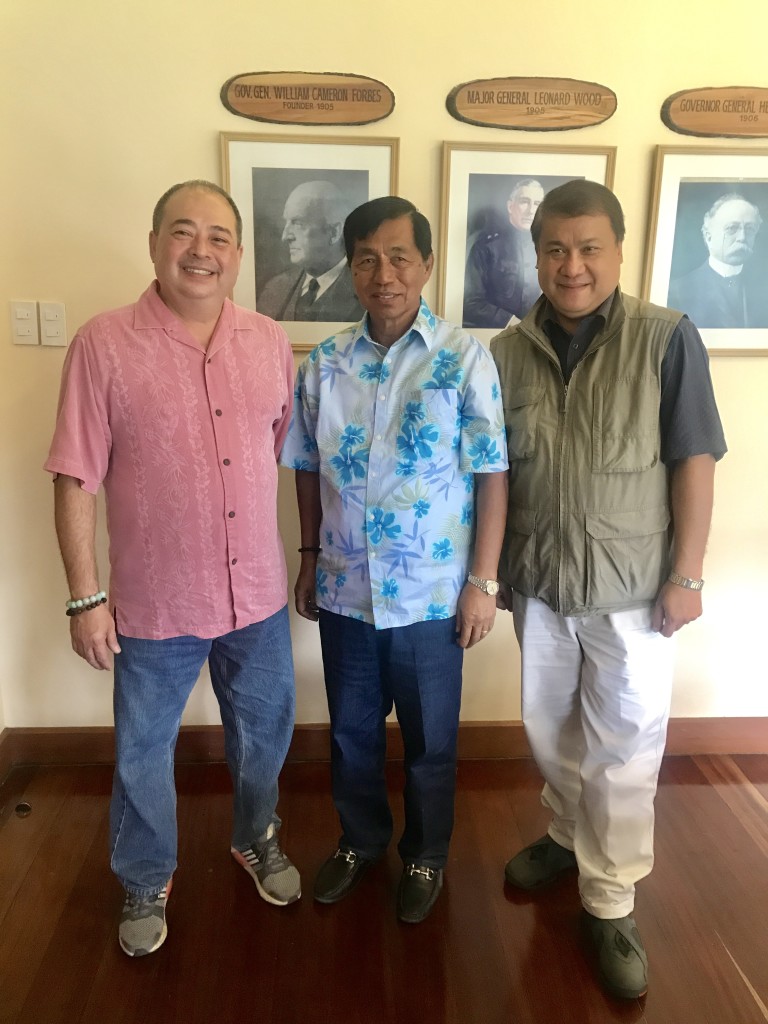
[{"x1": 438, "y1": 143, "x2": 616, "y2": 341}]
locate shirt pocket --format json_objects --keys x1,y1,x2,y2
[
  {"x1": 503, "y1": 385, "x2": 544, "y2": 461},
  {"x1": 397, "y1": 388, "x2": 459, "y2": 452},
  {"x1": 592, "y1": 375, "x2": 660, "y2": 473}
]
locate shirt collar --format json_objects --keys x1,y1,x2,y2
[
  {"x1": 133, "y1": 281, "x2": 235, "y2": 353},
  {"x1": 708, "y1": 255, "x2": 743, "y2": 278},
  {"x1": 353, "y1": 297, "x2": 438, "y2": 352},
  {"x1": 540, "y1": 290, "x2": 616, "y2": 336},
  {"x1": 303, "y1": 256, "x2": 347, "y2": 295}
]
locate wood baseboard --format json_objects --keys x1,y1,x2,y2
[{"x1": 0, "y1": 718, "x2": 765, "y2": 784}]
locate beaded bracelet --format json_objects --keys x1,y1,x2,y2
[
  {"x1": 66, "y1": 591, "x2": 108, "y2": 617},
  {"x1": 298, "y1": 546, "x2": 322, "y2": 554}
]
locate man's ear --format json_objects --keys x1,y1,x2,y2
[
  {"x1": 329, "y1": 221, "x2": 343, "y2": 245},
  {"x1": 149, "y1": 231, "x2": 157, "y2": 262}
]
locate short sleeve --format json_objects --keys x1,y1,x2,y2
[
  {"x1": 278, "y1": 355, "x2": 321, "y2": 472},
  {"x1": 659, "y1": 318, "x2": 727, "y2": 464},
  {"x1": 457, "y1": 341, "x2": 509, "y2": 474},
  {"x1": 43, "y1": 334, "x2": 111, "y2": 493}
]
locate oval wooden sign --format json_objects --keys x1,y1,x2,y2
[
  {"x1": 662, "y1": 86, "x2": 768, "y2": 138},
  {"x1": 447, "y1": 77, "x2": 616, "y2": 131},
  {"x1": 221, "y1": 71, "x2": 394, "y2": 127}
]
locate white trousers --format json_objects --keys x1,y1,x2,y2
[{"x1": 513, "y1": 594, "x2": 674, "y2": 919}]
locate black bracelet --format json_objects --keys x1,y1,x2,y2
[{"x1": 298, "y1": 546, "x2": 322, "y2": 554}]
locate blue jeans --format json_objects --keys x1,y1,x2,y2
[
  {"x1": 318, "y1": 610, "x2": 464, "y2": 869},
  {"x1": 110, "y1": 606, "x2": 295, "y2": 896}
]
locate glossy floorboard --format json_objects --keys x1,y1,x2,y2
[{"x1": 1, "y1": 756, "x2": 768, "y2": 1024}]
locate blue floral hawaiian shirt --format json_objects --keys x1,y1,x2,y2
[{"x1": 281, "y1": 299, "x2": 508, "y2": 629}]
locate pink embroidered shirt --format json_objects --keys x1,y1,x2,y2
[{"x1": 45, "y1": 283, "x2": 294, "y2": 640}]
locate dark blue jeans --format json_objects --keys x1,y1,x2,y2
[
  {"x1": 110, "y1": 607, "x2": 295, "y2": 896},
  {"x1": 318, "y1": 611, "x2": 464, "y2": 869}
]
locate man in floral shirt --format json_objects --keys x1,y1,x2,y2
[{"x1": 281, "y1": 196, "x2": 508, "y2": 923}]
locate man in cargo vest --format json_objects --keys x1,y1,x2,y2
[{"x1": 491, "y1": 180, "x2": 726, "y2": 1000}]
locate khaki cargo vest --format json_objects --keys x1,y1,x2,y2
[{"x1": 491, "y1": 291, "x2": 681, "y2": 616}]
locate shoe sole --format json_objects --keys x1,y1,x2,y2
[{"x1": 231, "y1": 847, "x2": 301, "y2": 906}]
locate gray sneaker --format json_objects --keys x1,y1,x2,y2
[
  {"x1": 504, "y1": 834, "x2": 577, "y2": 890},
  {"x1": 584, "y1": 911, "x2": 649, "y2": 999},
  {"x1": 231, "y1": 823, "x2": 301, "y2": 906},
  {"x1": 118, "y1": 879, "x2": 172, "y2": 957}
]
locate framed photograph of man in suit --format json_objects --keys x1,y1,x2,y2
[
  {"x1": 222, "y1": 133, "x2": 398, "y2": 350},
  {"x1": 643, "y1": 146, "x2": 768, "y2": 354}
]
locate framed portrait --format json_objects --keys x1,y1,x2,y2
[
  {"x1": 221, "y1": 132, "x2": 399, "y2": 350},
  {"x1": 437, "y1": 142, "x2": 616, "y2": 339},
  {"x1": 643, "y1": 146, "x2": 768, "y2": 354}
]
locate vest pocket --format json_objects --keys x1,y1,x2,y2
[
  {"x1": 501, "y1": 507, "x2": 536, "y2": 592},
  {"x1": 585, "y1": 507, "x2": 670, "y2": 608},
  {"x1": 504, "y1": 385, "x2": 544, "y2": 461},
  {"x1": 592, "y1": 376, "x2": 660, "y2": 473}
]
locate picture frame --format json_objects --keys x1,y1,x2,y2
[
  {"x1": 643, "y1": 145, "x2": 768, "y2": 355},
  {"x1": 221, "y1": 132, "x2": 399, "y2": 351},
  {"x1": 437, "y1": 142, "x2": 616, "y2": 339}
]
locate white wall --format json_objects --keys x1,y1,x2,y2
[{"x1": 2, "y1": 0, "x2": 767, "y2": 727}]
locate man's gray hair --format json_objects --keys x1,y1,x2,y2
[
  {"x1": 702, "y1": 193, "x2": 762, "y2": 234},
  {"x1": 152, "y1": 180, "x2": 243, "y2": 246},
  {"x1": 509, "y1": 178, "x2": 543, "y2": 201},
  {"x1": 285, "y1": 180, "x2": 353, "y2": 227}
]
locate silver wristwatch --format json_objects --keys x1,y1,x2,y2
[
  {"x1": 467, "y1": 573, "x2": 500, "y2": 597},
  {"x1": 668, "y1": 569, "x2": 704, "y2": 591}
]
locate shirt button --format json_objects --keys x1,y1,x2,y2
[
  {"x1": 223, "y1": 458, "x2": 231, "y2": 466},
  {"x1": 378, "y1": 394, "x2": 386, "y2": 401},
  {"x1": 375, "y1": 435, "x2": 382, "y2": 441},
  {"x1": 371, "y1": 471, "x2": 377, "y2": 478},
  {"x1": 215, "y1": 409, "x2": 223, "y2": 416},
  {"x1": 228, "y1": 511, "x2": 236, "y2": 518},
  {"x1": 231, "y1": 558, "x2": 238, "y2": 565},
  {"x1": 368, "y1": 513, "x2": 375, "y2": 521}
]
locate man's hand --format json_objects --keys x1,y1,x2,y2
[
  {"x1": 70, "y1": 604, "x2": 121, "y2": 670},
  {"x1": 496, "y1": 581, "x2": 513, "y2": 612},
  {"x1": 651, "y1": 581, "x2": 703, "y2": 638},
  {"x1": 456, "y1": 583, "x2": 496, "y2": 648},
  {"x1": 294, "y1": 558, "x2": 319, "y2": 621}
]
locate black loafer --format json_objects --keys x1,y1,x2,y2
[
  {"x1": 397, "y1": 864, "x2": 444, "y2": 923},
  {"x1": 313, "y1": 848, "x2": 371, "y2": 904}
]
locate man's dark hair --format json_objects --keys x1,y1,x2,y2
[
  {"x1": 152, "y1": 180, "x2": 243, "y2": 246},
  {"x1": 343, "y1": 196, "x2": 432, "y2": 263},
  {"x1": 531, "y1": 179, "x2": 625, "y2": 249}
]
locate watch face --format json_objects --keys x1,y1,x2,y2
[{"x1": 486, "y1": 580, "x2": 500, "y2": 596}]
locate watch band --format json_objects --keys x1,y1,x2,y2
[
  {"x1": 668, "y1": 569, "x2": 704, "y2": 591},
  {"x1": 467, "y1": 573, "x2": 499, "y2": 596}
]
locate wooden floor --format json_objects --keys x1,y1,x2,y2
[{"x1": 2, "y1": 756, "x2": 768, "y2": 1024}]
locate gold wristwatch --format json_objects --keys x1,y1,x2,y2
[{"x1": 467, "y1": 573, "x2": 500, "y2": 597}]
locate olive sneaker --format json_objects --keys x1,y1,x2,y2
[
  {"x1": 504, "y1": 834, "x2": 577, "y2": 890},
  {"x1": 584, "y1": 911, "x2": 649, "y2": 1000}
]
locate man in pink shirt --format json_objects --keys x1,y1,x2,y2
[{"x1": 45, "y1": 180, "x2": 299, "y2": 957}]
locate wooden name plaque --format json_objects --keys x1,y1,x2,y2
[
  {"x1": 662, "y1": 87, "x2": 768, "y2": 138},
  {"x1": 447, "y1": 77, "x2": 616, "y2": 131},
  {"x1": 221, "y1": 72, "x2": 394, "y2": 126}
]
